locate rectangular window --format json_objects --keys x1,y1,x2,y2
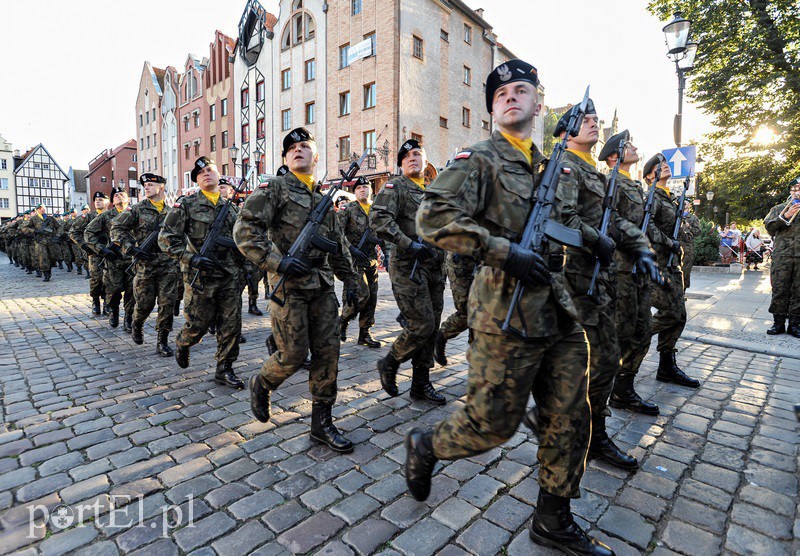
[
  {"x1": 140, "y1": 138, "x2": 144, "y2": 150},
  {"x1": 222, "y1": 164, "x2": 228, "y2": 176},
  {"x1": 154, "y1": 156, "x2": 158, "y2": 170},
  {"x1": 146, "y1": 136, "x2": 150, "y2": 148},
  {"x1": 352, "y1": 0, "x2": 362, "y2": 15},
  {"x1": 256, "y1": 80, "x2": 265, "y2": 101},
  {"x1": 439, "y1": 117, "x2": 448, "y2": 128},
  {"x1": 411, "y1": 133, "x2": 423, "y2": 144},
  {"x1": 282, "y1": 109, "x2": 292, "y2": 131},
  {"x1": 482, "y1": 120, "x2": 490, "y2": 130},
  {"x1": 152, "y1": 108, "x2": 156, "y2": 121},
  {"x1": 184, "y1": 118, "x2": 190, "y2": 132},
  {"x1": 412, "y1": 35, "x2": 424, "y2": 59},
  {"x1": 241, "y1": 88, "x2": 249, "y2": 107},
  {"x1": 221, "y1": 98, "x2": 228, "y2": 116},
  {"x1": 222, "y1": 131, "x2": 229, "y2": 148},
  {"x1": 139, "y1": 114, "x2": 143, "y2": 127},
  {"x1": 339, "y1": 136, "x2": 351, "y2": 161},
  {"x1": 464, "y1": 24, "x2": 472, "y2": 44},
  {"x1": 0, "y1": 159, "x2": 5, "y2": 170},
  {"x1": 363, "y1": 130, "x2": 376, "y2": 154},
  {"x1": 257, "y1": 118, "x2": 266, "y2": 139},
  {"x1": 339, "y1": 91, "x2": 351, "y2": 116},
  {"x1": 211, "y1": 135, "x2": 217, "y2": 152},
  {"x1": 194, "y1": 113, "x2": 200, "y2": 127},
  {"x1": 365, "y1": 32, "x2": 376, "y2": 56},
  {"x1": 210, "y1": 104, "x2": 216, "y2": 121},
  {"x1": 148, "y1": 159, "x2": 151, "y2": 171},
  {"x1": 364, "y1": 82, "x2": 376, "y2": 109},
  {"x1": 305, "y1": 102, "x2": 315, "y2": 124},
  {"x1": 0, "y1": 178, "x2": 8, "y2": 189},
  {"x1": 281, "y1": 69, "x2": 291, "y2": 91},
  {"x1": 33, "y1": 163, "x2": 40, "y2": 169},
  {"x1": 339, "y1": 44, "x2": 350, "y2": 69},
  {"x1": 0, "y1": 198, "x2": 8, "y2": 209},
  {"x1": 194, "y1": 143, "x2": 199, "y2": 156},
  {"x1": 242, "y1": 123, "x2": 250, "y2": 143},
  {"x1": 42, "y1": 163, "x2": 49, "y2": 169},
  {"x1": 145, "y1": 112, "x2": 149, "y2": 124},
  {"x1": 242, "y1": 158, "x2": 250, "y2": 177},
  {"x1": 132, "y1": 154, "x2": 137, "y2": 162},
  {"x1": 185, "y1": 145, "x2": 190, "y2": 159},
  {"x1": 463, "y1": 66, "x2": 471, "y2": 86},
  {"x1": 462, "y1": 107, "x2": 471, "y2": 127},
  {"x1": 440, "y1": 29, "x2": 449, "y2": 42},
  {"x1": 44, "y1": 197, "x2": 52, "y2": 206},
  {"x1": 305, "y1": 58, "x2": 316, "y2": 81}
]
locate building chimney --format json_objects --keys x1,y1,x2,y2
[
  {"x1": 13, "y1": 149, "x2": 20, "y2": 157},
  {"x1": 475, "y1": 8, "x2": 484, "y2": 17}
]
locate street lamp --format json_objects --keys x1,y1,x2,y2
[
  {"x1": 662, "y1": 12, "x2": 698, "y2": 147},
  {"x1": 706, "y1": 190, "x2": 714, "y2": 219},
  {"x1": 228, "y1": 144, "x2": 239, "y2": 164}
]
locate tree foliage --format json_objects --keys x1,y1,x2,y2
[
  {"x1": 647, "y1": 0, "x2": 800, "y2": 220},
  {"x1": 542, "y1": 109, "x2": 562, "y2": 155},
  {"x1": 693, "y1": 219, "x2": 721, "y2": 266}
]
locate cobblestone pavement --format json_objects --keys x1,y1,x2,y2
[{"x1": 0, "y1": 262, "x2": 798, "y2": 556}]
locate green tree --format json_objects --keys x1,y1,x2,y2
[
  {"x1": 542, "y1": 109, "x2": 562, "y2": 154},
  {"x1": 693, "y1": 219, "x2": 721, "y2": 266}
]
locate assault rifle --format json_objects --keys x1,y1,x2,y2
[
  {"x1": 408, "y1": 237, "x2": 428, "y2": 286},
  {"x1": 126, "y1": 222, "x2": 163, "y2": 275},
  {"x1": 501, "y1": 86, "x2": 589, "y2": 340},
  {"x1": 354, "y1": 226, "x2": 381, "y2": 263},
  {"x1": 666, "y1": 175, "x2": 691, "y2": 269},
  {"x1": 586, "y1": 130, "x2": 629, "y2": 300},
  {"x1": 189, "y1": 166, "x2": 256, "y2": 292},
  {"x1": 632, "y1": 156, "x2": 662, "y2": 278}
]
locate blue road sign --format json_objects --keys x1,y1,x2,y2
[{"x1": 662, "y1": 146, "x2": 696, "y2": 178}]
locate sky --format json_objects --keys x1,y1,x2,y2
[{"x1": 0, "y1": 0, "x2": 713, "y2": 171}]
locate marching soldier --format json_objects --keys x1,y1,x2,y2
[
  {"x1": 408, "y1": 60, "x2": 612, "y2": 556},
  {"x1": 764, "y1": 177, "x2": 800, "y2": 336},
  {"x1": 680, "y1": 200, "x2": 701, "y2": 289},
  {"x1": 433, "y1": 252, "x2": 478, "y2": 365},
  {"x1": 158, "y1": 156, "x2": 245, "y2": 388},
  {"x1": 28, "y1": 204, "x2": 57, "y2": 281},
  {"x1": 69, "y1": 205, "x2": 91, "y2": 276},
  {"x1": 111, "y1": 173, "x2": 178, "y2": 356},
  {"x1": 71, "y1": 193, "x2": 109, "y2": 314},
  {"x1": 371, "y1": 139, "x2": 447, "y2": 404},
  {"x1": 643, "y1": 155, "x2": 700, "y2": 387},
  {"x1": 234, "y1": 127, "x2": 360, "y2": 453},
  {"x1": 339, "y1": 176, "x2": 381, "y2": 348},
  {"x1": 55, "y1": 213, "x2": 73, "y2": 272},
  {"x1": 85, "y1": 188, "x2": 135, "y2": 331},
  {"x1": 18, "y1": 211, "x2": 35, "y2": 275}
]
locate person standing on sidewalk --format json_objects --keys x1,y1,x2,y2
[{"x1": 764, "y1": 177, "x2": 800, "y2": 336}]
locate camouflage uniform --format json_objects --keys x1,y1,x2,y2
[
  {"x1": 233, "y1": 173, "x2": 358, "y2": 403},
  {"x1": 338, "y1": 201, "x2": 380, "y2": 330},
  {"x1": 371, "y1": 174, "x2": 446, "y2": 368},
  {"x1": 4, "y1": 220, "x2": 20, "y2": 266},
  {"x1": 85, "y1": 208, "x2": 135, "y2": 319},
  {"x1": 111, "y1": 199, "x2": 179, "y2": 335},
  {"x1": 680, "y1": 212, "x2": 701, "y2": 289},
  {"x1": 764, "y1": 201, "x2": 800, "y2": 318},
  {"x1": 417, "y1": 132, "x2": 590, "y2": 498},
  {"x1": 439, "y1": 252, "x2": 478, "y2": 341},
  {"x1": 71, "y1": 211, "x2": 103, "y2": 298},
  {"x1": 158, "y1": 191, "x2": 243, "y2": 365},
  {"x1": 28, "y1": 213, "x2": 57, "y2": 276},
  {"x1": 58, "y1": 217, "x2": 74, "y2": 270},
  {"x1": 68, "y1": 216, "x2": 88, "y2": 272},
  {"x1": 17, "y1": 216, "x2": 34, "y2": 272}
]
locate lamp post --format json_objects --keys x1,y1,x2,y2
[
  {"x1": 662, "y1": 12, "x2": 698, "y2": 147},
  {"x1": 706, "y1": 190, "x2": 714, "y2": 219}
]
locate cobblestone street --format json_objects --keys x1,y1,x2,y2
[{"x1": 0, "y1": 263, "x2": 798, "y2": 556}]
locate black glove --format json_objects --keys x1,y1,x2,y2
[
  {"x1": 348, "y1": 245, "x2": 370, "y2": 266},
  {"x1": 344, "y1": 286, "x2": 359, "y2": 306},
  {"x1": 190, "y1": 254, "x2": 220, "y2": 271},
  {"x1": 80, "y1": 243, "x2": 93, "y2": 254},
  {"x1": 408, "y1": 241, "x2": 433, "y2": 261},
  {"x1": 99, "y1": 247, "x2": 120, "y2": 261},
  {"x1": 502, "y1": 243, "x2": 552, "y2": 287},
  {"x1": 591, "y1": 232, "x2": 616, "y2": 268},
  {"x1": 670, "y1": 239, "x2": 682, "y2": 255},
  {"x1": 131, "y1": 246, "x2": 155, "y2": 262},
  {"x1": 277, "y1": 256, "x2": 311, "y2": 277},
  {"x1": 635, "y1": 253, "x2": 663, "y2": 285}
]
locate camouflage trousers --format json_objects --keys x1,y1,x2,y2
[
  {"x1": 262, "y1": 285, "x2": 340, "y2": 404},
  {"x1": 439, "y1": 256, "x2": 474, "y2": 341},
  {"x1": 19, "y1": 240, "x2": 33, "y2": 269},
  {"x1": 341, "y1": 262, "x2": 379, "y2": 329},
  {"x1": 432, "y1": 325, "x2": 590, "y2": 499},
  {"x1": 614, "y1": 272, "x2": 652, "y2": 377},
  {"x1": 651, "y1": 266, "x2": 686, "y2": 352},
  {"x1": 584, "y1": 305, "x2": 620, "y2": 415},
  {"x1": 133, "y1": 261, "x2": 179, "y2": 333},
  {"x1": 176, "y1": 272, "x2": 241, "y2": 363},
  {"x1": 88, "y1": 255, "x2": 105, "y2": 299},
  {"x1": 54, "y1": 240, "x2": 71, "y2": 264},
  {"x1": 104, "y1": 258, "x2": 134, "y2": 316},
  {"x1": 388, "y1": 259, "x2": 445, "y2": 368},
  {"x1": 768, "y1": 256, "x2": 800, "y2": 316},
  {"x1": 71, "y1": 242, "x2": 86, "y2": 267},
  {"x1": 245, "y1": 266, "x2": 263, "y2": 305},
  {"x1": 681, "y1": 245, "x2": 694, "y2": 289},
  {"x1": 33, "y1": 241, "x2": 55, "y2": 272}
]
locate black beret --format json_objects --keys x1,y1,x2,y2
[
  {"x1": 486, "y1": 59, "x2": 540, "y2": 114},
  {"x1": 788, "y1": 177, "x2": 800, "y2": 188},
  {"x1": 282, "y1": 128, "x2": 315, "y2": 157},
  {"x1": 139, "y1": 173, "x2": 166, "y2": 186},
  {"x1": 397, "y1": 139, "x2": 422, "y2": 167},
  {"x1": 553, "y1": 99, "x2": 597, "y2": 137},
  {"x1": 643, "y1": 154, "x2": 665, "y2": 178},
  {"x1": 218, "y1": 177, "x2": 230, "y2": 186},
  {"x1": 110, "y1": 187, "x2": 127, "y2": 198},
  {"x1": 598, "y1": 130, "x2": 630, "y2": 162},
  {"x1": 93, "y1": 191, "x2": 109, "y2": 200},
  {"x1": 276, "y1": 165, "x2": 289, "y2": 176},
  {"x1": 191, "y1": 156, "x2": 215, "y2": 183}
]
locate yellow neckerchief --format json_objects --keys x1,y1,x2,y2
[
  {"x1": 292, "y1": 172, "x2": 315, "y2": 191},
  {"x1": 566, "y1": 148, "x2": 597, "y2": 167},
  {"x1": 96, "y1": 209, "x2": 104, "y2": 214},
  {"x1": 150, "y1": 199, "x2": 165, "y2": 213},
  {"x1": 358, "y1": 201, "x2": 371, "y2": 215},
  {"x1": 115, "y1": 206, "x2": 124, "y2": 213},
  {"x1": 656, "y1": 183, "x2": 671, "y2": 196},
  {"x1": 619, "y1": 170, "x2": 632, "y2": 179},
  {"x1": 500, "y1": 132, "x2": 533, "y2": 166},
  {"x1": 201, "y1": 190, "x2": 220, "y2": 205},
  {"x1": 409, "y1": 176, "x2": 425, "y2": 190}
]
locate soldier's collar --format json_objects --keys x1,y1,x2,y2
[
  {"x1": 655, "y1": 184, "x2": 671, "y2": 196},
  {"x1": 619, "y1": 169, "x2": 632, "y2": 180},
  {"x1": 492, "y1": 131, "x2": 533, "y2": 170},
  {"x1": 565, "y1": 149, "x2": 597, "y2": 168}
]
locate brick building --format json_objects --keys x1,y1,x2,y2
[
  {"x1": 205, "y1": 31, "x2": 237, "y2": 181},
  {"x1": 135, "y1": 62, "x2": 165, "y2": 181},
  {"x1": 177, "y1": 55, "x2": 208, "y2": 192},
  {"x1": 85, "y1": 140, "x2": 138, "y2": 202}
]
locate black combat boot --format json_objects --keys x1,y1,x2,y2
[
  {"x1": 175, "y1": 345, "x2": 190, "y2": 368},
  {"x1": 248, "y1": 302, "x2": 263, "y2": 316},
  {"x1": 85, "y1": 269, "x2": 90, "y2": 279},
  {"x1": 173, "y1": 301, "x2": 180, "y2": 317},
  {"x1": 340, "y1": 318, "x2": 350, "y2": 342},
  {"x1": 58, "y1": 261, "x2": 63, "y2": 270},
  {"x1": 131, "y1": 322, "x2": 144, "y2": 345},
  {"x1": 102, "y1": 301, "x2": 109, "y2": 316},
  {"x1": 156, "y1": 330, "x2": 173, "y2": 357},
  {"x1": 266, "y1": 333, "x2": 278, "y2": 355},
  {"x1": 656, "y1": 350, "x2": 700, "y2": 388},
  {"x1": 108, "y1": 305, "x2": 120, "y2": 328},
  {"x1": 42, "y1": 271, "x2": 51, "y2": 282},
  {"x1": 66, "y1": 262, "x2": 73, "y2": 272},
  {"x1": 249, "y1": 374, "x2": 272, "y2": 423},
  {"x1": 357, "y1": 327, "x2": 381, "y2": 348},
  {"x1": 377, "y1": 353, "x2": 401, "y2": 397},
  {"x1": 523, "y1": 404, "x2": 540, "y2": 435},
  {"x1": 301, "y1": 354, "x2": 311, "y2": 369},
  {"x1": 91, "y1": 296, "x2": 101, "y2": 316},
  {"x1": 123, "y1": 312, "x2": 133, "y2": 333},
  {"x1": 433, "y1": 330, "x2": 447, "y2": 366},
  {"x1": 238, "y1": 333, "x2": 247, "y2": 344},
  {"x1": 787, "y1": 317, "x2": 800, "y2": 338},
  {"x1": 609, "y1": 373, "x2": 659, "y2": 415},
  {"x1": 588, "y1": 415, "x2": 638, "y2": 470},
  {"x1": 310, "y1": 401, "x2": 354, "y2": 453},
  {"x1": 76, "y1": 265, "x2": 83, "y2": 275},
  {"x1": 214, "y1": 361, "x2": 245, "y2": 389},
  {"x1": 35, "y1": 269, "x2": 42, "y2": 278},
  {"x1": 208, "y1": 321, "x2": 216, "y2": 335},
  {"x1": 767, "y1": 315, "x2": 787, "y2": 335},
  {"x1": 529, "y1": 491, "x2": 615, "y2": 556},
  {"x1": 410, "y1": 365, "x2": 446, "y2": 405},
  {"x1": 404, "y1": 428, "x2": 437, "y2": 501}
]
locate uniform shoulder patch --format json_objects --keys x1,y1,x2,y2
[
  {"x1": 561, "y1": 167, "x2": 571, "y2": 175},
  {"x1": 259, "y1": 181, "x2": 269, "y2": 188},
  {"x1": 455, "y1": 151, "x2": 472, "y2": 160},
  {"x1": 173, "y1": 202, "x2": 181, "y2": 208},
  {"x1": 385, "y1": 183, "x2": 394, "y2": 189}
]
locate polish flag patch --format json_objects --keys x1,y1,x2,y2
[
  {"x1": 259, "y1": 181, "x2": 269, "y2": 188},
  {"x1": 455, "y1": 151, "x2": 472, "y2": 160},
  {"x1": 562, "y1": 168, "x2": 571, "y2": 175},
  {"x1": 385, "y1": 183, "x2": 394, "y2": 189},
  {"x1": 173, "y1": 202, "x2": 181, "y2": 208}
]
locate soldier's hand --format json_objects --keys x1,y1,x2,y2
[
  {"x1": 591, "y1": 232, "x2": 616, "y2": 268},
  {"x1": 277, "y1": 256, "x2": 311, "y2": 277},
  {"x1": 131, "y1": 247, "x2": 155, "y2": 262},
  {"x1": 344, "y1": 286, "x2": 359, "y2": 306},
  {"x1": 80, "y1": 243, "x2": 93, "y2": 254},
  {"x1": 503, "y1": 243, "x2": 552, "y2": 287},
  {"x1": 670, "y1": 239, "x2": 682, "y2": 255},
  {"x1": 408, "y1": 241, "x2": 433, "y2": 261},
  {"x1": 99, "y1": 247, "x2": 120, "y2": 261},
  {"x1": 635, "y1": 252, "x2": 663, "y2": 285},
  {"x1": 348, "y1": 245, "x2": 370, "y2": 266},
  {"x1": 190, "y1": 254, "x2": 220, "y2": 271}
]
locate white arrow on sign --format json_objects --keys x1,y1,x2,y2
[{"x1": 669, "y1": 149, "x2": 686, "y2": 176}]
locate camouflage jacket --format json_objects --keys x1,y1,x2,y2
[
  {"x1": 338, "y1": 201, "x2": 379, "y2": 266},
  {"x1": 417, "y1": 130, "x2": 579, "y2": 338},
  {"x1": 69, "y1": 212, "x2": 97, "y2": 250},
  {"x1": 649, "y1": 185, "x2": 681, "y2": 267},
  {"x1": 111, "y1": 199, "x2": 173, "y2": 267},
  {"x1": 85, "y1": 208, "x2": 131, "y2": 259},
  {"x1": 233, "y1": 172, "x2": 357, "y2": 290},
  {"x1": 613, "y1": 174, "x2": 662, "y2": 272},
  {"x1": 765, "y1": 201, "x2": 800, "y2": 258},
  {"x1": 28, "y1": 214, "x2": 57, "y2": 242},
  {"x1": 680, "y1": 213, "x2": 701, "y2": 246}
]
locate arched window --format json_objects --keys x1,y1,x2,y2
[{"x1": 280, "y1": 8, "x2": 316, "y2": 50}]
